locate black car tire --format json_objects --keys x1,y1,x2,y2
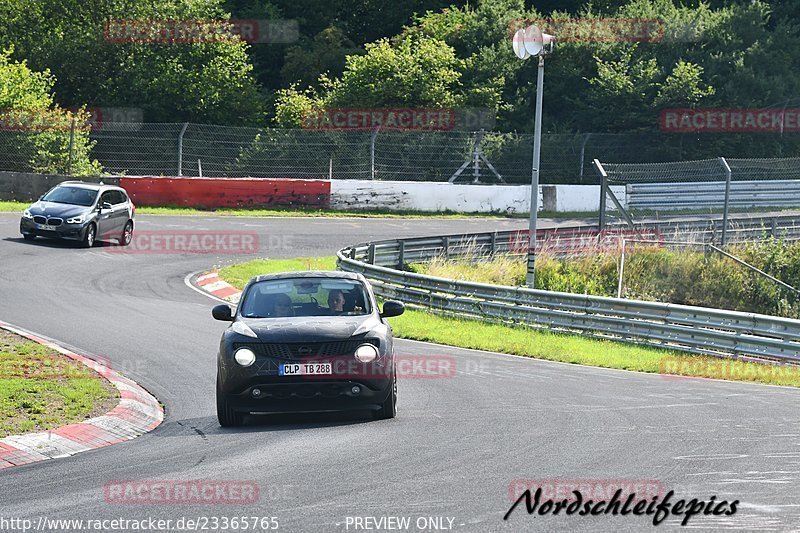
[
  {"x1": 374, "y1": 371, "x2": 397, "y2": 420},
  {"x1": 119, "y1": 221, "x2": 133, "y2": 246},
  {"x1": 22, "y1": 234, "x2": 35, "y2": 241},
  {"x1": 82, "y1": 223, "x2": 96, "y2": 248},
  {"x1": 217, "y1": 377, "x2": 244, "y2": 427}
]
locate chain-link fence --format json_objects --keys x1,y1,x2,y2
[
  {"x1": 596, "y1": 156, "x2": 800, "y2": 244},
  {"x1": 2, "y1": 122, "x2": 800, "y2": 183}
]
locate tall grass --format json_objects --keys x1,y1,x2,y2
[{"x1": 417, "y1": 237, "x2": 800, "y2": 318}]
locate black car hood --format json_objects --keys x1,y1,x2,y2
[
  {"x1": 243, "y1": 314, "x2": 381, "y2": 343},
  {"x1": 28, "y1": 201, "x2": 92, "y2": 219}
]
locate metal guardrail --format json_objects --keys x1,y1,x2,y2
[
  {"x1": 628, "y1": 180, "x2": 800, "y2": 210},
  {"x1": 337, "y1": 217, "x2": 800, "y2": 363}
]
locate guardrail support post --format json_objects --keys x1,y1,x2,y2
[
  {"x1": 368, "y1": 244, "x2": 376, "y2": 265},
  {"x1": 772, "y1": 218, "x2": 778, "y2": 238},
  {"x1": 719, "y1": 157, "x2": 732, "y2": 246},
  {"x1": 442, "y1": 237, "x2": 450, "y2": 258},
  {"x1": 397, "y1": 241, "x2": 405, "y2": 270},
  {"x1": 490, "y1": 232, "x2": 497, "y2": 256}
]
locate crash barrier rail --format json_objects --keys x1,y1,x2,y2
[
  {"x1": 596, "y1": 157, "x2": 800, "y2": 247},
  {"x1": 627, "y1": 179, "x2": 800, "y2": 210},
  {"x1": 336, "y1": 217, "x2": 800, "y2": 363}
]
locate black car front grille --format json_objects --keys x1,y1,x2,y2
[
  {"x1": 234, "y1": 339, "x2": 379, "y2": 360},
  {"x1": 32, "y1": 216, "x2": 63, "y2": 226}
]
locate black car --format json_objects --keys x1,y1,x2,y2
[
  {"x1": 212, "y1": 271, "x2": 405, "y2": 426},
  {"x1": 20, "y1": 181, "x2": 135, "y2": 247}
]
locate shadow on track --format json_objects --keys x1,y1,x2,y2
[{"x1": 155, "y1": 412, "x2": 378, "y2": 437}]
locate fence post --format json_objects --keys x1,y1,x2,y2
[
  {"x1": 370, "y1": 127, "x2": 379, "y2": 180},
  {"x1": 67, "y1": 117, "x2": 75, "y2": 176},
  {"x1": 719, "y1": 157, "x2": 732, "y2": 246},
  {"x1": 578, "y1": 133, "x2": 592, "y2": 184},
  {"x1": 617, "y1": 238, "x2": 626, "y2": 298},
  {"x1": 177, "y1": 122, "x2": 189, "y2": 176},
  {"x1": 595, "y1": 159, "x2": 608, "y2": 230}
]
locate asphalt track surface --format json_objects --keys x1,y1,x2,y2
[{"x1": 2, "y1": 212, "x2": 800, "y2": 532}]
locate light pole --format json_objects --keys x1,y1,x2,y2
[{"x1": 513, "y1": 25, "x2": 554, "y2": 288}]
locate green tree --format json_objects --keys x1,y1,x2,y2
[
  {"x1": 0, "y1": 48, "x2": 101, "y2": 175},
  {"x1": 0, "y1": 0, "x2": 265, "y2": 125}
]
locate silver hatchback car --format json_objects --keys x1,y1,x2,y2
[{"x1": 20, "y1": 181, "x2": 135, "y2": 247}]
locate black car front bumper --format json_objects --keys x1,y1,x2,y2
[
  {"x1": 219, "y1": 356, "x2": 394, "y2": 414},
  {"x1": 20, "y1": 218, "x2": 89, "y2": 241},
  {"x1": 225, "y1": 378, "x2": 392, "y2": 414}
]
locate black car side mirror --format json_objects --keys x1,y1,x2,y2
[
  {"x1": 380, "y1": 300, "x2": 405, "y2": 318},
  {"x1": 212, "y1": 304, "x2": 234, "y2": 321}
]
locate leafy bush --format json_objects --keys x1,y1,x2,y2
[{"x1": 416, "y1": 238, "x2": 800, "y2": 318}]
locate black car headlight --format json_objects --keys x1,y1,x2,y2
[
  {"x1": 354, "y1": 343, "x2": 379, "y2": 363},
  {"x1": 66, "y1": 214, "x2": 86, "y2": 224},
  {"x1": 234, "y1": 347, "x2": 256, "y2": 367},
  {"x1": 22, "y1": 209, "x2": 32, "y2": 219}
]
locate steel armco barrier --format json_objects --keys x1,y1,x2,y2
[{"x1": 337, "y1": 216, "x2": 800, "y2": 363}]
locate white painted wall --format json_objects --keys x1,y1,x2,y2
[
  {"x1": 555, "y1": 184, "x2": 626, "y2": 212},
  {"x1": 331, "y1": 180, "x2": 540, "y2": 214},
  {"x1": 330, "y1": 180, "x2": 626, "y2": 213}
]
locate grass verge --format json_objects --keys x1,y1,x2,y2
[
  {"x1": 0, "y1": 201, "x2": 526, "y2": 219},
  {"x1": 0, "y1": 329, "x2": 118, "y2": 437},
  {"x1": 217, "y1": 256, "x2": 800, "y2": 388}
]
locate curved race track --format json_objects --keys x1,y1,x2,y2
[{"x1": 1, "y1": 212, "x2": 800, "y2": 532}]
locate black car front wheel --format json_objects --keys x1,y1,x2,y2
[
  {"x1": 374, "y1": 372, "x2": 397, "y2": 420},
  {"x1": 22, "y1": 233, "x2": 35, "y2": 241},
  {"x1": 119, "y1": 221, "x2": 133, "y2": 246},
  {"x1": 82, "y1": 224, "x2": 96, "y2": 248},
  {"x1": 217, "y1": 377, "x2": 244, "y2": 427}
]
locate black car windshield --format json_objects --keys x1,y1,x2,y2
[
  {"x1": 240, "y1": 278, "x2": 372, "y2": 318},
  {"x1": 41, "y1": 186, "x2": 98, "y2": 206}
]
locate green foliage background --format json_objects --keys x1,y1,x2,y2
[{"x1": 0, "y1": 0, "x2": 799, "y2": 171}]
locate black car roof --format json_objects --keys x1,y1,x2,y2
[{"x1": 251, "y1": 270, "x2": 363, "y2": 284}]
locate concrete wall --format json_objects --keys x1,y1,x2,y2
[
  {"x1": 0, "y1": 172, "x2": 623, "y2": 213},
  {"x1": 545, "y1": 184, "x2": 626, "y2": 213},
  {"x1": 0, "y1": 172, "x2": 116, "y2": 202},
  {"x1": 119, "y1": 177, "x2": 330, "y2": 208},
  {"x1": 330, "y1": 180, "x2": 542, "y2": 214}
]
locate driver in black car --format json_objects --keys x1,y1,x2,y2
[{"x1": 327, "y1": 289, "x2": 346, "y2": 315}]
